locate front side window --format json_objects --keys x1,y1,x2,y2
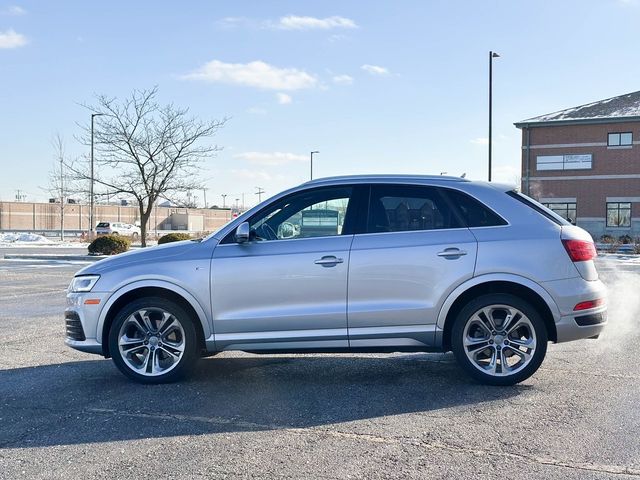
[
  {"x1": 247, "y1": 187, "x2": 352, "y2": 241},
  {"x1": 608, "y1": 132, "x2": 633, "y2": 146},
  {"x1": 542, "y1": 202, "x2": 577, "y2": 224},
  {"x1": 367, "y1": 185, "x2": 461, "y2": 233},
  {"x1": 606, "y1": 202, "x2": 631, "y2": 227}
]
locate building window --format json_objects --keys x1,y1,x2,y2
[
  {"x1": 543, "y1": 202, "x2": 577, "y2": 224},
  {"x1": 608, "y1": 132, "x2": 633, "y2": 146},
  {"x1": 606, "y1": 202, "x2": 631, "y2": 227},
  {"x1": 536, "y1": 154, "x2": 592, "y2": 171}
]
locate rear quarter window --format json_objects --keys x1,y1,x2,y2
[
  {"x1": 506, "y1": 191, "x2": 570, "y2": 226},
  {"x1": 443, "y1": 189, "x2": 507, "y2": 227}
]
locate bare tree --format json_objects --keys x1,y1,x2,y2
[
  {"x1": 73, "y1": 87, "x2": 226, "y2": 246},
  {"x1": 45, "y1": 134, "x2": 78, "y2": 241}
]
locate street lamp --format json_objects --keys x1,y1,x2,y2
[
  {"x1": 310, "y1": 151, "x2": 319, "y2": 180},
  {"x1": 488, "y1": 51, "x2": 500, "y2": 182},
  {"x1": 90, "y1": 112, "x2": 105, "y2": 235},
  {"x1": 221, "y1": 194, "x2": 227, "y2": 208}
]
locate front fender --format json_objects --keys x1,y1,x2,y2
[
  {"x1": 94, "y1": 279, "x2": 213, "y2": 344},
  {"x1": 436, "y1": 273, "x2": 562, "y2": 330}
]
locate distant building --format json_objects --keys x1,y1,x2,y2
[{"x1": 515, "y1": 90, "x2": 640, "y2": 239}]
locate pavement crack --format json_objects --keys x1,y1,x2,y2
[{"x1": 86, "y1": 408, "x2": 640, "y2": 477}]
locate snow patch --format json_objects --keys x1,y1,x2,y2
[{"x1": 0, "y1": 233, "x2": 54, "y2": 244}]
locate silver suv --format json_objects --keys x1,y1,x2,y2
[{"x1": 65, "y1": 175, "x2": 607, "y2": 385}]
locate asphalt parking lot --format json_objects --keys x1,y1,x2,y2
[{"x1": 1, "y1": 250, "x2": 639, "y2": 479}]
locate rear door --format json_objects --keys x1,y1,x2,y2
[{"x1": 347, "y1": 184, "x2": 478, "y2": 347}]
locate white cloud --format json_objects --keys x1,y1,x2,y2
[
  {"x1": 276, "y1": 93, "x2": 292, "y2": 104},
  {"x1": 276, "y1": 15, "x2": 357, "y2": 30},
  {"x1": 246, "y1": 106, "x2": 267, "y2": 115},
  {"x1": 470, "y1": 137, "x2": 489, "y2": 145},
  {"x1": 0, "y1": 29, "x2": 27, "y2": 49},
  {"x1": 332, "y1": 74, "x2": 354, "y2": 85},
  {"x1": 231, "y1": 169, "x2": 274, "y2": 181},
  {"x1": 181, "y1": 60, "x2": 317, "y2": 91},
  {"x1": 361, "y1": 64, "x2": 390, "y2": 76},
  {"x1": 1, "y1": 5, "x2": 26, "y2": 15},
  {"x1": 234, "y1": 151, "x2": 307, "y2": 166}
]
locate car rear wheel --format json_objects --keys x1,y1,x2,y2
[
  {"x1": 451, "y1": 294, "x2": 548, "y2": 386},
  {"x1": 108, "y1": 297, "x2": 198, "y2": 384}
]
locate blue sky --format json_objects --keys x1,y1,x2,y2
[{"x1": 1, "y1": 0, "x2": 640, "y2": 207}]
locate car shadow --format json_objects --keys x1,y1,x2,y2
[{"x1": 0, "y1": 352, "x2": 530, "y2": 449}]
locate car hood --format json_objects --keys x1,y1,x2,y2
[{"x1": 75, "y1": 240, "x2": 212, "y2": 276}]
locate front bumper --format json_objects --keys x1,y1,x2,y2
[{"x1": 64, "y1": 291, "x2": 110, "y2": 356}]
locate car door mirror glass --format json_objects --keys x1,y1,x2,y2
[{"x1": 235, "y1": 222, "x2": 250, "y2": 243}]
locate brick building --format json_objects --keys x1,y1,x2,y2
[{"x1": 515, "y1": 90, "x2": 640, "y2": 239}]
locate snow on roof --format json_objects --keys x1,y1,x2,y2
[{"x1": 517, "y1": 90, "x2": 640, "y2": 125}]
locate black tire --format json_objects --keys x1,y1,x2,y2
[
  {"x1": 108, "y1": 297, "x2": 199, "y2": 384},
  {"x1": 451, "y1": 293, "x2": 548, "y2": 386}
]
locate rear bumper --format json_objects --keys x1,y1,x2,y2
[
  {"x1": 555, "y1": 308, "x2": 607, "y2": 342},
  {"x1": 541, "y1": 276, "x2": 607, "y2": 343}
]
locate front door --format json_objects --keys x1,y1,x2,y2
[{"x1": 211, "y1": 186, "x2": 357, "y2": 351}]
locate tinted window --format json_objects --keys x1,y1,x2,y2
[
  {"x1": 444, "y1": 189, "x2": 507, "y2": 227},
  {"x1": 246, "y1": 187, "x2": 353, "y2": 241},
  {"x1": 367, "y1": 185, "x2": 461, "y2": 233},
  {"x1": 96, "y1": 222, "x2": 110, "y2": 227}
]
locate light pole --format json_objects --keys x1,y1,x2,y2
[
  {"x1": 90, "y1": 113, "x2": 104, "y2": 235},
  {"x1": 488, "y1": 51, "x2": 500, "y2": 182},
  {"x1": 222, "y1": 194, "x2": 227, "y2": 208},
  {"x1": 310, "y1": 151, "x2": 319, "y2": 180}
]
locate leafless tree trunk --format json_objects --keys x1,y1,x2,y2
[
  {"x1": 71, "y1": 87, "x2": 226, "y2": 246},
  {"x1": 45, "y1": 135, "x2": 73, "y2": 241}
]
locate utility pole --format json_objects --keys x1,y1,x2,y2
[
  {"x1": 15, "y1": 190, "x2": 26, "y2": 202},
  {"x1": 90, "y1": 113, "x2": 104, "y2": 236},
  {"x1": 488, "y1": 51, "x2": 500, "y2": 182},
  {"x1": 202, "y1": 188, "x2": 208, "y2": 208},
  {"x1": 310, "y1": 151, "x2": 319, "y2": 180},
  {"x1": 255, "y1": 186, "x2": 265, "y2": 203},
  {"x1": 60, "y1": 148, "x2": 65, "y2": 241},
  {"x1": 222, "y1": 194, "x2": 227, "y2": 208},
  {"x1": 241, "y1": 193, "x2": 245, "y2": 211}
]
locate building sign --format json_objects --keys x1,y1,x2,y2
[{"x1": 537, "y1": 154, "x2": 592, "y2": 171}]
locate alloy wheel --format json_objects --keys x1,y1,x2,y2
[
  {"x1": 117, "y1": 308, "x2": 186, "y2": 376},
  {"x1": 462, "y1": 304, "x2": 537, "y2": 377}
]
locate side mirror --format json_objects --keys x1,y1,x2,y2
[{"x1": 235, "y1": 222, "x2": 250, "y2": 243}]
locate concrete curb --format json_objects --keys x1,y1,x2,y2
[{"x1": 3, "y1": 254, "x2": 107, "y2": 262}]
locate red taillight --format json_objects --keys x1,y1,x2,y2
[
  {"x1": 562, "y1": 239, "x2": 597, "y2": 262},
  {"x1": 574, "y1": 299, "x2": 605, "y2": 311}
]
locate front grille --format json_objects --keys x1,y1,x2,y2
[
  {"x1": 65, "y1": 312, "x2": 86, "y2": 341},
  {"x1": 575, "y1": 312, "x2": 607, "y2": 327}
]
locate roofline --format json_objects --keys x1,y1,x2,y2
[
  {"x1": 514, "y1": 116, "x2": 640, "y2": 129},
  {"x1": 303, "y1": 174, "x2": 469, "y2": 185}
]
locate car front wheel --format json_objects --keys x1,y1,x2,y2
[
  {"x1": 451, "y1": 294, "x2": 548, "y2": 386},
  {"x1": 108, "y1": 297, "x2": 198, "y2": 384}
]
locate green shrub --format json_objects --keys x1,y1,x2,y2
[
  {"x1": 88, "y1": 234, "x2": 131, "y2": 255},
  {"x1": 158, "y1": 232, "x2": 192, "y2": 244}
]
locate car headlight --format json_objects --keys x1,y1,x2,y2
[{"x1": 69, "y1": 275, "x2": 100, "y2": 293}]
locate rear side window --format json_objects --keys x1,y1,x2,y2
[
  {"x1": 506, "y1": 191, "x2": 570, "y2": 226},
  {"x1": 367, "y1": 185, "x2": 462, "y2": 233},
  {"x1": 443, "y1": 189, "x2": 507, "y2": 227},
  {"x1": 97, "y1": 222, "x2": 110, "y2": 227}
]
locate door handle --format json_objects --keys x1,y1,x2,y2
[
  {"x1": 314, "y1": 256, "x2": 344, "y2": 267},
  {"x1": 437, "y1": 248, "x2": 467, "y2": 258}
]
